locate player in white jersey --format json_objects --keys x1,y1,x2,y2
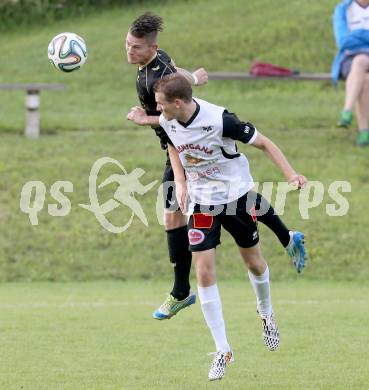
[{"x1": 154, "y1": 74, "x2": 307, "y2": 381}]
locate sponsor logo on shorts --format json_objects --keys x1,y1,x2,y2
[
  {"x1": 253, "y1": 231, "x2": 258, "y2": 240},
  {"x1": 193, "y1": 213, "x2": 213, "y2": 229},
  {"x1": 188, "y1": 228, "x2": 205, "y2": 245}
]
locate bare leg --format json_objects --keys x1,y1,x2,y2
[
  {"x1": 164, "y1": 209, "x2": 187, "y2": 230},
  {"x1": 239, "y1": 243, "x2": 267, "y2": 275},
  {"x1": 355, "y1": 73, "x2": 369, "y2": 130},
  {"x1": 344, "y1": 54, "x2": 369, "y2": 111},
  {"x1": 193, "y1": 248, "x2": 217, "y2": 286}
]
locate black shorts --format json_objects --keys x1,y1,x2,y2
[
  {"x1": 187, "y1": 192, "x2": 259, "y2": 252},
  {"x1": 162, "y1": 154, "x2": 180, "y2": 211}
]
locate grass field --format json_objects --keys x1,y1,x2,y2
[
  {"x1": 1, "y1": 280, "x2": 368, "y2": 389},
  {"x1": 1, "y1": 2, "x2": 368, "y2": 388}
]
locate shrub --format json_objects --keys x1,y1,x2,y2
[{"x1": 0, "y1": 0, "x2": 140, "y2": 30}]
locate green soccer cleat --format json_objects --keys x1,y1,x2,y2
[
  {"x1": 356, "y1": 130, "x2": 369, "y2": 146},
  {"x1": 337, "y1": 110, "x2": 353, "y2": 128},
  {"x1": 152, "y1": 292, "x2": 196, "y2": 320}
]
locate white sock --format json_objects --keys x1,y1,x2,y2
[
  {"x1": 197, "y1": 284, "x2": 231, "y2": 352},
  {"x1": 248, "y1": 266, "x2": 272, "y2": 317}
]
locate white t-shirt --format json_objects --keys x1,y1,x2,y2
[
  {"x1": 159, "y1": 98, "x2": 258, "y2": 205},
  {"x1": 347, "y1": 1, "x2": 369, "y2": 31}
]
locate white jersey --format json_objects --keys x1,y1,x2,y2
[
  {"x1": 159, "y1": 98, "x2": 257, "y2": 205},
  {"x1": 347, "y1": 1, "x2": 369, "y2": 31}
]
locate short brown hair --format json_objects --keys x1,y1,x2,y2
[
  {"x1": 129, "y1": 12, "x2": 163, "y2": 44},
  {"x1": 154, "y1": 74, "x2": 193, "y2": 103}
]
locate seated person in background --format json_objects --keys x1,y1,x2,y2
[{"x1": 332, "y1": 0, "x2": 369, "y2": 146}]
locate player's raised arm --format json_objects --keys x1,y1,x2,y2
[
  {"x1": 126, "y1": 106, "x2": 160, "y2": 126},
  {"x1": 251, "y1": 133, "x2": 307, "y2": 189},
  {"x1": 171, "y1": 60, "x2": 208, "y2": 86}
]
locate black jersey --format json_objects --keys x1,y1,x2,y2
[
  {"x1": 136, "y1": 49, "x2": 176, "y2": 115},
  {"x1": 136, "y1": 49, "x2": 176, "y2": 149}
]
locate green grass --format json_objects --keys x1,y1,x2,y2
[
  {"x1": 1, "y1": 280, "x2": 368, "y2": 389},
  {"x1": 1, "y1": 4, "x2": 367, "y2": 387}
]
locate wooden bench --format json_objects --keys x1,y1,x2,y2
[
  {"x1": 0, "y1": 83, "x2": 65, "y2": 138},
  {"x1": 208, "y1": 72, "x2": 331, "y2": 81}
]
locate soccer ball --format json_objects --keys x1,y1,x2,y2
[{"x1": 48, "y1": 32, "x2": 87, "y2": 72}]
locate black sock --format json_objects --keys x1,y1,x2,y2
[
  {"x1": 167, "y1": 226, "x2": 192, "y2": 300},
  {"x1": 254, "y1": 192, "x2": 290, "y2": 248}
]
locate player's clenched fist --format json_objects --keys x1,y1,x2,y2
[
  {"x1": 192, "y1": 67, "x2": 208, "y2": 85},
  {"x1": 126, "y1": 106, "x2": 148, "y2": 125},
  {"x1": 288, "y1": 173, "x2": 308, "y2": 189}
]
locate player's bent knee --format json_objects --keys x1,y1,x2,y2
[
  {"x1": 247, "y1": 258, "x2": 267, "y2": 275},
  {"x1": 196, "y1": 268, "x2": 216, "y2": 286},
  {"x1": 239, "y1": 245, "x2": 266, "y2": 273}
]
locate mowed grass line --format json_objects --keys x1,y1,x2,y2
[{"x1": 0, "y1": 280, "x2": 368, "y2": 389}]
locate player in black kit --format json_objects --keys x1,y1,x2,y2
[
  {"x1": 126, "y1": 13, "x2": 208, "y2": 319},
  {"x1": 126, "y1": 13, "x2": 306, "y2": 321}
]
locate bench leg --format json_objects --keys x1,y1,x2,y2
[{"x1": 25, "y1": 91, "x2": 40, "y2": 138}]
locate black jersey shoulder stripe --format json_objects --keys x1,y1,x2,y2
[
  {"x1": 160, "y1": 64, "x2": 175, "y2": 79},
  {"x1": 156, "y1": 54, "x2": 175, "y2": 79},
  {"x1": 160, "y1": 65, "x2": 168, "y2": 79},
  {"x1": 145, "y1": 66, "x2": 149, "y2": 93},
  {"x1": 156, "y1": 52, "x2": 172, "y2": 67}
]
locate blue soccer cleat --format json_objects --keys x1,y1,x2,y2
[
  {"x1": 286, "y1": 231, "x2": 306, "y2": 273},
  {"x1": 153, "y1": 292, "x2": 196, "y2": 320}
]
